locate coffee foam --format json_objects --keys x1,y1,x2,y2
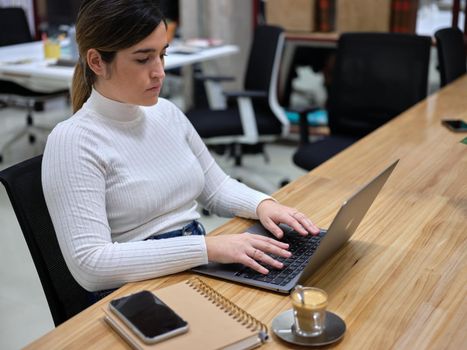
[{"x1": 292, "y1": 288, "x2": 328, "y2": 308}]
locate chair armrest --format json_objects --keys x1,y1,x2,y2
[
  {"x1": 224, "y1": 90, "x2": 268, "y2": 99},
  {"x1": 193, "y1": 74, "x2": 236, "y2": 82}
]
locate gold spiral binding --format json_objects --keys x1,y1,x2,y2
[{"x1": 186, "y1": 277, "x2": 269, "y2": 339}]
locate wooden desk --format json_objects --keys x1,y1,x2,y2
[
  {"x1": 26, "y1": 77, "x2": 467, "y2": 349},
  {"x1": 285, "y1": 32, "x2": 339, "y2": 48}
]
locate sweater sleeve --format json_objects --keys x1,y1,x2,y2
[
  {"x1": 42, "y1": 121, "x2": 207, "y2": 292},
  {"x1": 182, "y1": 114, "x2": 272, "y2": 219}
]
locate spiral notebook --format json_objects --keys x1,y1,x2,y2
[{"x1": 103, "y1": 278, "x2": 268, "y2": 350}]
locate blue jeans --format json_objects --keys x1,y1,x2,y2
[
  {"x1": 87, "y1": 220, "x2": 206, "y2": 303},
  {"x1": 145, "y1": 220, "x2": 206, "y2": 240}
]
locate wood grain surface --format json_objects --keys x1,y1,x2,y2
[{"x1": 26, "y1": 76, "x2": 467, "y2": 349}]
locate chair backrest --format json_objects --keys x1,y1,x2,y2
[
  {"x1": 0, "y1": 7, "x2": 33, "y2": 47},
  {"x1": 244, "y1": 25, "x2": 282, "y2": 95},
  {"x1": 0, "y1": 156, "x2": 91, "y2": 327},
  {"x1": 244, "y1": 25, "x2": 289, "y2": 137},
  {"x1": 328, "y1": 32, "x2": 431, "y2": 137},
  {"x1": 435, "y1": 27, "x2": 467, "y2": 87}
]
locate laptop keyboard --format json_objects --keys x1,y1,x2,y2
[{"x1": 235, "y1": 232, "x2": 322, "y2": 286}]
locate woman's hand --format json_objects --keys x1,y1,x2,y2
[
  {"x1": 256, "y1": 199, "x2": 320, "y2": 239},
  {"x1": 205, "y1": 233, "x2": 291, "y2": 274}
]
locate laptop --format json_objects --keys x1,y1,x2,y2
[{"x1": 193, "y1": 160, "x2": 399, "y2": 293}]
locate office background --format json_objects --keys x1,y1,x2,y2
[{"x1": 0, "y1": 0, "x2": 464, "y2": 349}]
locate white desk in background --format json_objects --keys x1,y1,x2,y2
[{"x1": 0, "y1": 41, "x2": 239, "y2": 93}]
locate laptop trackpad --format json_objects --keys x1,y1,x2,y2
[
  {"x1": 246, "y1": 222, "x2": 293, "y2": 237},
  {"x1": 194, "y1": 262, "x2": 243, "y2": 273}
]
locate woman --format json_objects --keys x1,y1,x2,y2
[{"x1": 42, "y1": 0, "x2": 319, "y2": 294}]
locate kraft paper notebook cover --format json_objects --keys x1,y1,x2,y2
[{"x1": 103, "y1": 278, "x2": 268, "y2": 350}]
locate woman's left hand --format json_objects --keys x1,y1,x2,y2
[{"x1": 256, "y1": 199, "x2": 320, "y2": 239}]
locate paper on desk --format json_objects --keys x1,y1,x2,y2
[
  {"x1": 1, "y1": 58, "x2": 35, "y2": 65},
  {"x1": 168, "y1": 45, "x2": 202, "y2": 54},
  {"x1": 185, "y1": 38, "x2": 223, "y2": 48}
]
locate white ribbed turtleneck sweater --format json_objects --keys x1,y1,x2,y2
[{"x1": 42, "y1": 89, "x2": 271, "y2": 291}]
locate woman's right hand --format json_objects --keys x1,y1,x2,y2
[{"x1": 205, "y1": 233, "x2": 291, "y2": 274}]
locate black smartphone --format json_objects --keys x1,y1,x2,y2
[
  {"x1": 109, "y1": 290, "x2": 188, "y2": 344},
  {"x1": 442, "y1": 119, "x2": 467, "y2": 132}
]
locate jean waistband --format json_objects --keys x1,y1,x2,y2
[
  {"x1": 145, "y1": 220, "x2": 206, "y2": 240},
  {"x1": 88, "y1": 221, "x2": 206, "y2": 303}
]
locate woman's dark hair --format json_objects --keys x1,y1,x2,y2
[{"x1": 71, "y1": 0, "x2": 166, "y2": 112}]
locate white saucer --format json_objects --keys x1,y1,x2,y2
[{"x1": 272, "y1": 309, "x2": 346, "y2": 346}]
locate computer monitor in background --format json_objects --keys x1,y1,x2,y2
[{"x1": 45, "y1": 0, "x2": 82, "y2": 27}]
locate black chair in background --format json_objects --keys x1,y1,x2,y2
[
  {"x1": 434, "y1": 27, "x2": 466, "y2": 87},
  {"x1": 0, "y1": 7, "x2": 33, "y2": 46},
  {"x1": 186, "y1": 25, "x2": 289, "y2": 192},
  {"x1": 293, "y1": 32, "x2": 431, "y2": 171},
  {"x1": 0, "y1": 7, "x2": 69, "y2": 163},
  {"x1": 0, "y1": 155, "x2": 92, "y2": 326}
]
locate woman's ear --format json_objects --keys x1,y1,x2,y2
[{"x1": 87, "y1": 49, "x2": 108, "y2": 78}]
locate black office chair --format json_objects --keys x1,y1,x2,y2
[
  {"x1": 293, "y1": 32, "x2": 431, "y2": 171},
  {"x1": 186, "y1": 25, "x2": 289, "y2": 167},
  {"x1": 186, "y1": 25, "x2": 289, "y2": 193},
  {"x1": 434, "y1": 27, "x2": 467, "y2": 87},
  {"x1": 0, "y1": 7, "x2": 69, "y2": 163},
  {"x1": 0, "y1": 155, "x2": 92, "y2": 326}
]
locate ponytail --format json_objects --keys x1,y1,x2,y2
[{"x1": 71, "y1": 61, "x2": 92, "y2": 113}]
